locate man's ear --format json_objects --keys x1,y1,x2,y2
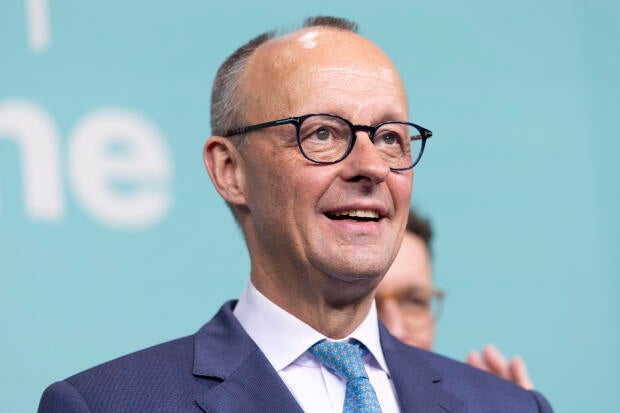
[{"x1": 203, "y1": 136, "x2": 248, "y2": 206}]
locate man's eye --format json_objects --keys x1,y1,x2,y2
[
  {"x1": 379, "y1": 132, "x2": 398, "y2": 145},
  {"x1": 314, "y1": 127, "x2": 331, "y2": 141}
]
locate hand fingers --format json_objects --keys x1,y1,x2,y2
[
  {"x1": 466, "y1": 351, "x2": 490, "y2": 372},
  {"x1": 468, "y1": 345, "x2": 535, "y2": 390},
  {"x1": 481, "y1": 344, "x2": 511, "y2": 380},
  {"x1": 509, "y1": 355, "x2": 534, "y2": 390}
]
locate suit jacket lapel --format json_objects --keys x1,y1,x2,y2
[
  {"x1": 191, "y1": 301, "x2": 465, "y2": 412},
  {"x1": 192, "y1": 301, "x2": 303, "y2": 413},
  {"x1": 380, "y1": 324, "x2": 466, "y2": 413}
]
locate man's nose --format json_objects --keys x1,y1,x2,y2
[{"x1": 340, "y1": 132, "x2": 390, "y2": 184}]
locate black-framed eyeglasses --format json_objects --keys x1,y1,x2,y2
[{"x1": 224, "y1": 113, "x2": 433, "y2": 170}]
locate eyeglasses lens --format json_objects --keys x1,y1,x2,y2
[{"x1": 298, "y1": 115, "x2": 423, "y2": 168}]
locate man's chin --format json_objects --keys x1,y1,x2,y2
[
  {"x1": 321, "y1": 262, "x2": 387, "y2": 288},
  {"x1": 318, "y1": 272, "x2": 381, "y2": 307}
]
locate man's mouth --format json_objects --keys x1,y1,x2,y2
[{"x1": 325, "y1": 209, "x2": 380, "y2": 222}]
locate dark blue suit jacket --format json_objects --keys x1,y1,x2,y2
[{"x1": 39, "y1": 301, "x2": 553, "y2": 412}]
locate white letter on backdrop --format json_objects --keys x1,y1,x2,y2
[
  {"x1": 25, "y1": 0, "x2": 51, "y2": 52},
  {"x1": 68, "y1": 109, "x2": 173, "y2": 230},
  {"x1": 0, "y1": 100, "x2": 64, "y2": 220}
]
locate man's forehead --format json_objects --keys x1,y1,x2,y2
[
  {"x1": 254, "y1": 27, "x2": 388, "y2": 66},
  {"x1": 241, "y1": 27, "x2": 407, "y2": 118},
  {"x1": 311, "y1": 65, "x2": 400, "y2": 85}
]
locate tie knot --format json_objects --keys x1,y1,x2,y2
[{"x1": 309, "y1": 340, "x2": 369, "y2": 382}]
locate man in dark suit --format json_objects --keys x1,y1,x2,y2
[{"x1": 39, "y1": 16, "x2": 553, "y2": 412}]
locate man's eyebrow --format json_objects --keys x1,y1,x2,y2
[
  {"x1": 353, "y1": 114, "x2": 409, "y2": 125},
  {"x1": 375, "y1": 113, "x2": 410, "y2": 123},
  {"x1": 300, "y1": 111, "x2": 408, "y2": 124}
]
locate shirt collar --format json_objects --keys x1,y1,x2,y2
[{"x1": 233, "y1": 280, "x2": 390, "y2": 374}]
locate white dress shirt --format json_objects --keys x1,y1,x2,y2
[{"x1": 233, "y1": 281, "x2": 401, "y2": 413}]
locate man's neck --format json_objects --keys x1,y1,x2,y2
[{"x1": 251, "y1": 270, "x2": 377, "y2": 339}]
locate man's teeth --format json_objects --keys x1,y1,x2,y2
[{"x1": 331, "y1": 210, "x2": 379, "y2": 219}]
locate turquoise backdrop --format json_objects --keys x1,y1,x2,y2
[{"x1": 1, "y1": 1, "x2": 618, "y2": 412}]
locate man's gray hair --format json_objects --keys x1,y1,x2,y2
[{"x1": 209, "y1": 16, "x2": 359, "y2": 146}]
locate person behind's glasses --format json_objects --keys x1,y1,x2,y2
[{"x1": 376, "y1": 209, "x2": 534, "y2": 389}]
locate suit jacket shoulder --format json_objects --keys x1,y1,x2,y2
[
  {"x1": 380, "y1": 323, "x2": 554, "y2": 413},
  {"x1": 39, "y1": 333, "x2": 203, "y2": 412},
  {"x1": 38, "y1": 301, "x2": 302, "y2": 413}
]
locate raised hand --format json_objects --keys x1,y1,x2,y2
[{"x1": 467, "y1": 344, "x2": 534, "y2": 390}]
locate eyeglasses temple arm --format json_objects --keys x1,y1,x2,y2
[{"x1": 224, "y1": 118, "x2": 298, "y2": 137}]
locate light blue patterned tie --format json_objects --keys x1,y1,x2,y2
[{"x1": 309, "y1": 340, "x2": 382, "y2": 413}]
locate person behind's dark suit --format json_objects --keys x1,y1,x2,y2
[{"x1": 38, "y1": 16, "x2": 554, "y2": 412}]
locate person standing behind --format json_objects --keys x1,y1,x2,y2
[{"x1": 376, "y1": 209, "x2": 534, "y2": 389}]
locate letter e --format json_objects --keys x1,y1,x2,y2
[{"x1": 68, "y1": 109, "x2": 172, "y2": 229}]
